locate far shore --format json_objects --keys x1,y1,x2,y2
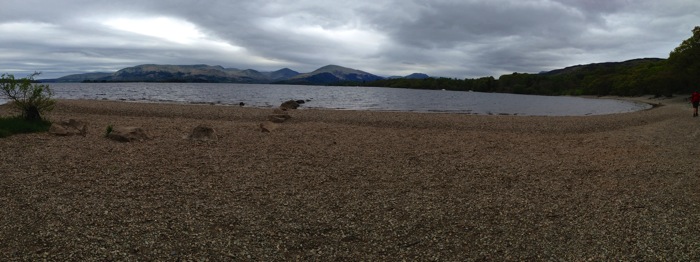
[{"x1": 1, "y1": 96, "x2": 699, "y2": 260}]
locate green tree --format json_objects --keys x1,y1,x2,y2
[
  {"x1": 0, "y1": 72, "x2": 55, "y2": 121},
  {"x1": 668, "y1": 26, "x2": 700, "y2": 89}
]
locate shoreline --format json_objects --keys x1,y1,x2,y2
[
  {"x1": 1, "y1": 97, "x2": 699, "y2": 260},
  {"x1": 1, "y1": 82, "x2": 663, "y2": 116},
  {"x1": 1, "y1": 93, "x2": 658, "y2": 117}
]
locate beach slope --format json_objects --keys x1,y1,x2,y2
[{"x1": 1, "y1": 98, "x2": 699, "y2": 260}]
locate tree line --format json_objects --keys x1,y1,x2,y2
[{"x1": 362, "y1": 26, "x2": 700, "y2": 97}]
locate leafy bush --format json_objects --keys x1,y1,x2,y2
[
  {"x1": 105, "y1": 124, "x2": 113, "y2": 137},
  {"x1": 0, "y1": 116, "x2": 51, "y2": 138},
  {"x1": 0, "y1": 72, "x2": 55, "y2": 121}
]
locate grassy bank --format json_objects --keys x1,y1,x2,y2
[{"x1": 0, "y1": 116, "x2": 51, "y2": 138}]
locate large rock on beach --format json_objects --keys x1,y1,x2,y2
[
  {"x1": 107, "y1": 126, "x2": 150, "y2": 142},
  {"x1": 49, "y1": 119, "x2": 87, "y2": 136},
  {"x1": 280, "y1": 100, "x2": 300, "y2": 110},
  {"x1": 188, "y1": 124, "x2": 218, "y2": 141}
]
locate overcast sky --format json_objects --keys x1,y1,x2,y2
[{"x1": 1, "y1": 0, "x2": 698, "y2": 79}]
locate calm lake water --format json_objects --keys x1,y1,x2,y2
[{"x1": 0, "y1": 82, "x2": 651, "y2": 116}]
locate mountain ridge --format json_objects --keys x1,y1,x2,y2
[
  {"x1": 48, "y1": 64, "x2": 399, "y2": 84},
  {"x1": 45, "y1": 64, "x2": 434, "y2": 85},
  {"x1": 277, "y1": 65, "x2": 384, "y2": 85}
]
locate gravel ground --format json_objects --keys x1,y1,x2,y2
[{"x1": 1, "y1": 97, "x2": 699, "y2": 261}]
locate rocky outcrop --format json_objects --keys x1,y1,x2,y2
[
  {"x1": 188, "y1": 124, "x2": 217, "y2": 141},
  {"x1": 107, "y1": 126, "x2": 149, "y2": 142},
  {"x1": 49, "y1": 119, "x2": 87, "y2": 136}
]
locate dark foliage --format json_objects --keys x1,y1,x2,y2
[
  {"x1": 0, "y1": 116, "x2": 51, "y2": 138},
  {"x1": 363, "y1": 58, "x2": 677, "y2": 97},
  {"x1": 668, "y1": 26, "x2": 700, "y2": 89}
]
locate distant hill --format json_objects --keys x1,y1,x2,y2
[
  {"x1": 404, "y1": 73, "x2": 430, "y2": 79},
  {"x1": 539, "y1": 58, "x2": 665, "y2": 76},
  {"x1": 387, "y1": 73, "x2": 431, "y2": 79},
  {"x1": 277, "y1": 65, "x2": 384, "y2": 85},
  {"x1": 46, "y1": 72, "x2": 113, "y2": 82},
  {"x1": 106, "y1": 64, "x2": 293, "y2": 83},
  {"x1": 263, "y1": 68, "x2": 300, "y2": 81}
]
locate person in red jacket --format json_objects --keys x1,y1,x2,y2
[{"x1": 691, "y1": 91, "x2": 700, "y2": 117}]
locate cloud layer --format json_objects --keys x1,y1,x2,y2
[{"x1": 1, "y1": 0, "x2": 698, "y2": 79}]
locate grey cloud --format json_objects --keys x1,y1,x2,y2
[
  {"x1": 370, "y1": 1, "x2": 587, "y2": 46},
  {"x1": 0, "y1": 0, "x2": 698, "y2": 79},
  {"x1": 555, "y1": 0, "x2": 631, "y2": 14}
]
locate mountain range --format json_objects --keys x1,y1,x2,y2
[
  {"x1": 46, "y1": 64, "x2": 424, "y2": 85},
  {"x1": 44, "y1": 59, "x2": 660, "y2": 87}
]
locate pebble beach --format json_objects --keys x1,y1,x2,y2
[{"x1": 1, "y1": 97, "x2": 699, "y2": 260}]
